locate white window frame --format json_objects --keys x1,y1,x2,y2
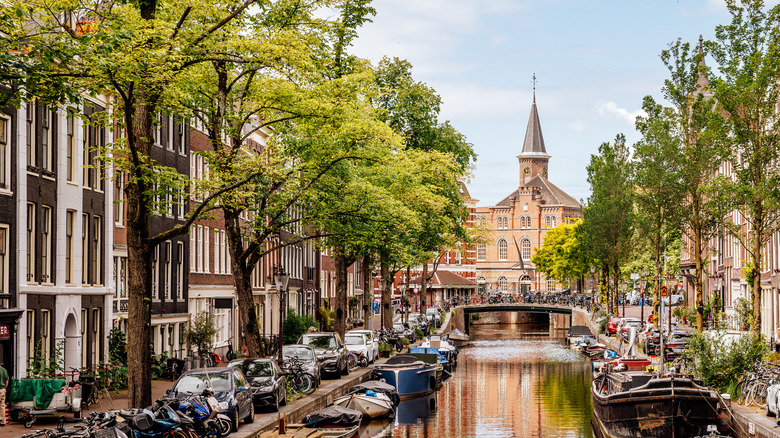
[
  {"x1": 114, "y1": 172, "x2": 124, "y2": 226},
  {"x1": 66, "y1": 109, "x2": 75, "y2": 182},
  {"x1": 0, "y1": 115, "x2": 10, "y2": 190},
  {"x1": 66, "y1": 211, "x2": 74, "y2": 284},
  {"x1": 498, "y1": 239, "x2": 507, "y2": 261},
  {"x1": 41, "y1": 107, "x2": 52, "y2": 172},
  {"x1": 477, "y1": 243, "x2": 486, "y2": 261},
  {"x1": 26, "y1": 102, "x2": 35, "y2": 168},
  {"x1": 82, "y1": 213, "x2": 88, "y2": 284},
  {"x1": 204, "y1": 226, "x2": 210, "y2": 273},
  {"x1": 176, "y1": 242, "x2": 184, "y2": 299},
  {"x1": 164, "y1": 241, "x2": 171, "y2": 300},
  {"x1": 27, "y1": 203, "x2": 35, "y2": 283},
  {"x1": 41, "y1": 205, "x2": 52, "y2": 284},
  {"x1": 0, "y1": 224, "x2": 8, "y2": 294},
  {"x1": 92, "y1": 215, "x2": 102, "y2": 285},
  {"x1": 521, "y1": 238, "x2": 531, "y2": 260}
]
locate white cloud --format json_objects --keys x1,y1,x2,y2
[
  {"x1": 596, "y1": 101, "x2": 646, "y2": 126},
  {"x1": 570, "y1": 120, "x2": 587, "y2": 133}
]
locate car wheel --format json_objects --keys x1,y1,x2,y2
[
  {"x1": 271, "y1": 394, "x2": 279, "y2": 412},
  {"x1": 245, "y1": 402, "x2": 254, "y2": 424},
  {"x1": 341, "y1": 359, "x2": 349, "y2": 376},
  {"x1": 231, "y1": 411, "x2": 240, "y2": 432}
]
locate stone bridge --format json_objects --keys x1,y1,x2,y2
[{"x1": 452, "y1": 304, "x2": 575, "y2": 335}]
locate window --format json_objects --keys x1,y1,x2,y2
[
  {"x1": 81, "y1": 308, "x2": 88, "y2": 367},
  {"x1": 196, "y1": 225, "x2": 203, "y2": 272},
  {"x1": 92, "y1": 308, "x2": 101, "y2": 365},
  {"x1": 477, "y1": 244, "x2": 486, "y2": 261},
  {"x1": 114, "y1": 173, "x2": 124, "y2": 225},
  {"x1": 41, "y1": 309, "x2": 51, "y2": 363},
  {"x1": 0, "y1": 115, "x2": 9, "y2": 189},
  {"x1": 82, "y1": 214, "x2": 88, "y2": 284},
  {"x1": 178, "y1": 118, "x2": 186, "y2": 155},
  {"x1": 92, "y1": 216, "x2": 102, "y2": 284},
  {"x1": 164, "y1": 241, "x2": 171, "y2": 300},
  {"x1": 547, "y1": 280, "x2": 556, "y2": 292},
  {"x1": 190, "y1": 230, "x2": 196, "y2": 273},
  {"x1": 27, "y1": 203, "x2": 35, "y2": 282},
  {"x1": 41, "y1": 107, "x2": 52, "y2": 172},
  {"x1": 113, "y1": 256, "x2": 127, "y2": 298},
  {"x1": 41, "y1": 206, "x2": 52, "y2": 283},
  {"x1": 0, "y1": 225, "x2": 8, "y2": 295},
  {"x1": 521, "y1": 238, "x2": 531, "y2": 260},
  {"x1": 498, "y1": 276, "x2": 508, "y2": 292},
  {"x1": 176, "y1": 242, "x2": 184, "y2": 299},
  {"x1": 551, "y1": 216, "x2": 556, "y2": 227},
  {"x1": 66, "y1": 211, "x2": 74, "y2": 283},
  {"x1": 166, "y1": 116, "x2": 174, "y2": 151},
  {"x1": 26, "y1": 102, "x2": 35, "y2": 168},
  {"x1": 152, "y1": 246, "x2": 158, "y2": 297},
  {"x1": 177, "y1": 187, "x2": 185, "y2": 219},
  {"x1": 67, "y1": 110, "x2": 75, "y2": 182},
  {"x1": 498, "y1": 239, "x2": 508, "y2": 261},
  {"x1": 26, "y1": 310, "x2": 35, "y2": 368},
  {"x1": 204, "y1": 226, "x2": 210, "y2": 273}
]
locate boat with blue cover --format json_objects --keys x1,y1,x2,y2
[{"x1": 371, "y1": 355, "x2": 438, "y2": 398}]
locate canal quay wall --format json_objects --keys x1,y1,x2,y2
[{"x1": 571, "y1": 308, "x2": 780, "y2": 438}]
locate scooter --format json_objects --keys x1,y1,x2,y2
[{"x1": 175, "y1": 389, "x2": 232, "y2": 437}]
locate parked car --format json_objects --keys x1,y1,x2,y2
[
  {"x1": 393, "y1": 322, "x2": 414, "y2": 341},
  {"x1": 408, "y1": 313, "x2": 429, "y2": 334},
  {"x1": 606, "y1": 317, "x2": 626, "y2": 336},
  {"x1": 642, "y1": 327, "x2": 664, "y2": 356},
  {"x1": 297, "y1": 332, "x2": 350, "y2": 377},
  {"x1": 664, "y1": 329, "x2": 695, "y2": 361},
  {"x1": 167, "y1": 367, "x2": 254, "y2": 431},
  {"x1": 765, "y1": 382, "x2": 780, "y2": 418},
  {"x1": 426, "y1": 308, "x2": 442, "y2": 328},
  {"x1": 227, "y1": 358, "x2": 286, "y2": 411},
  {"x1": 282, "y1": 344, "x2": 321, "y2": 388},
  {"x1": 344, "y1": 333, "x2": 371, "y2": 366},
  {"x1": 347, "y1": 329, "x2": 379, "y2": 362}
]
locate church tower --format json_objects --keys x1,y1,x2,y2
[{"x1": 517, "y1": 77, "x2": 550, "y2": 186}]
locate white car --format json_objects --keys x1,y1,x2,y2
[
  {"x1": 347, "y1": 329, "x2": 379, "y2": 362},
  {"x1": 766, "y1": 382, "x2": 780, "y2": 419},
  {"x1": 344, "y1": 333, "x2": 372, "y2": 366}
]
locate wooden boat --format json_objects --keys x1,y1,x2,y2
[
  {"x1": 372, "y1": 355, "x2": 438, "y2": 398},
  {"x1": 332, "y1": 392, "x2": 394, "y2": 419},
  {"x1": 447, "y1": 329, "x2": 470, "y2": 347},
  {"x1": 591, "y1": 371, "x2": 725, "y2": 438}
]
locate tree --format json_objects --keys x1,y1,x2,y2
[
  {"x1": 582, "y1": 135, "x2": 635, "y2": 315},
  {"x1": 633, "y1": 97, "x2": 685, "y2": 327},
  {"x1": 656, "y1": 38, "x2": 726, "y2": 330},
  {"x1": 532, "y1": 219, "x2": 589, "y2": 287},
  {"x1": 186, "y1": 312, "x2": 218, "y2": 357},
  {"x1": 709, "y1": 0, "x2": 780, "y2": 335}
]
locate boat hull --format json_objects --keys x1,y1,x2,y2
[
  {"x1": 373, "y1": 365, "x2": 437, "y2": 398},
  {"x1": 449, "y1": 338, "x2": 469, "y2": 348},
  {"x1": 591, "y1": 377, "x2": 721, "y2": 438},
  {"x1": 333, "y1": 394, "x2": 393, "y2": 419}
]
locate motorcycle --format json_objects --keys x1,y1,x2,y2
[{"x1": 175, "y1": 389, "x2": 232, "y2": 437}]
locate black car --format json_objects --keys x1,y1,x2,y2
[
  {"x1": 297, "y1": 332, "x2": 349, "y2": 377},
  {"x1": 643, "y1": 328, "x2": 663, "y2": 356},
  {"x1": 228, "y1": 358, "x2": 286, "y2": 411},
  {"x1": 664, "y1": 329, "x2": 695, "y2": 361},
  {"x1": 168, "y1": 367, "x2": 254, "y2": 431},
  {"x1": 282, "y1": 344, "x2": 322, "y2": 388}
]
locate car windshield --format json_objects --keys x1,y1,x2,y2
[
  {"x1": 283, "y1": 347, "x2": 314, "y2": 360},
  {"x1": 173, "y1": 373, "x2": 232, "y2": 393},
  {"x1": 393, "y1": 324, "x2": 404, "y2": 331},
  {"x1": 344, "y1": 335, "x2": 364, "y2": 345},
  {"x1": 239, "y1": 362, "x2": 273, "y2": 378},
  {"x1": 301, "y1": 335, "x2": 336, "y2": 349}
]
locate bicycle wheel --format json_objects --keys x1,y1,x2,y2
[
  {"x1": 293, "y1": 372, "x2": 314, "y2": 394},
  {"x1": 736, "y1": 379, "x2": 748, "y2": 405},
  {"x1": 347, "y1": 352, "x2": 358, "y2": 371},
  {"x1": 750, "y1": 382, "x2": 768, "y2": 407}
]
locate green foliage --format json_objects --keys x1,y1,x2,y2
[
  {"x1": 734, "y1": 298, "x2": 753, "y2": 331},
  {"x1": 186, "y1": 312, "x2": 217, "y2": 355},
  {"x1": 97, "y1": 363, "x2": 128, "y2": 393},
  {"x1": 318, "y1": 306, "x2": 334, "y2": 331},
  {"x1": 532, "y1": 219, "x2": 589, "y2": 283},
  {"x1": 379, "y1": 342, "x2": 392, "y2": 353},
  {"x1": 27, "y1": 340, "x2": 64, "y2": 378},
  {"x1": 414, "y1": 327, "x2": 424, "y2": 339},
  {"x1": 683, "y1": 331, "x2": 767, "y2": 391},
  {"x1": 673, "y1": 306, "x2": 697, "y2": 325},
  {"x1": 151, "y1": 351, "x2": 168, "y2": 381},
  {"x1": 283, "y1": 309, "x2": 319, "y2": 345},
  {"x1": 108, "y1": 328, "x2": 127, "y2": 365}
]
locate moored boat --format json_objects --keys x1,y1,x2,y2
[
  {"x1": 591, "y1": 371, "x2": 726, "y2": 438},
  {"x1": 447, "y1": 329, "x2": 470, "y2": 347},
  {"x1": 372, "y1": 355, "x2": 438, "y2": 398},
  {"x1": 566, "y1": 325, "x2": 594, "y2": 345},
  {"x1": 301, "y1": 405, "x2": 362, "y2": 438},
  {"x1": 332, "y1": 391, "x2": 394, "y2": 419}
]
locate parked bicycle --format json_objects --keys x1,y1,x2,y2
[{"x1": 281, "y1": 357, "x2": 315, "y2": 395}]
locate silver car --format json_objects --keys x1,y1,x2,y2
[{"x1": 347, "y1": 329, "x2": 379, "y2": 362}]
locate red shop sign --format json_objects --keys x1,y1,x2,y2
[{"x1": 0, "y1": 325, "x2": 10, "y2": 340}]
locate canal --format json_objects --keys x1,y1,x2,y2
[{"x1": 358, "y1": 322, "x2": 594, "y2": 437}]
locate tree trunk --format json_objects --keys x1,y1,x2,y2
[
  {"x1": 752, "y1": 228, "x2": 762, "y2": 335},
  {"x1": 654, "y1": 262, "x2": 661, "y2": 328},
  {"x1": 362, "y1": 254, "x2": 372, "y2": 330},
  {"x1": 334, "y1": 250, "x2": 348, "y2": 339},
  {"x1": 404, "y1": 267, "x2": 411, "y2": 323},
  {"x1": 224, "y1": 209, "x2": 265, "y2": 357},
  {"x1": 381, "y1": 259, "x2": 392, "y2": 329},
  {"x1": 694, "y1": 225, "x2": 704, "y2": 331},
  {"x1": 126, "y1": 102, "x2": 154, "y2": 409},
  {"x1": 421, "y1": 263, "x2": 428, "y2": 315}
]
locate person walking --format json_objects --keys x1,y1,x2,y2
[{"x1": 0, "y1": 361, "x2": 8, "y2": 426}]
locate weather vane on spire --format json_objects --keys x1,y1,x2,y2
[{"x1": 532, "y1": 73, "x2": 537, "y2": 103}]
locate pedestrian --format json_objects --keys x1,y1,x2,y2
[{"x1": 0, "y1": 361, "x2": 8, "y2": 426}]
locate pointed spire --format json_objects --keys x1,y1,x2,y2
[
  {"x1": 695, "y1": 34, "x2": 711, "y2": 95},
  {"x1": 521, "y1": 76, "x2": 547, "y2": 155}
]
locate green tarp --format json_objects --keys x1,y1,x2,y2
[{"x1": 9, "y1": 378, "x2": 66, "y2": 409}]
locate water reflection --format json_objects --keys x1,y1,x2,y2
[{"x1": 359, "y1": 323, "x2": 593, "y2": 438}]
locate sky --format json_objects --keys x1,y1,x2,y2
[{"x1": 349, "y1": 0, "x2": 745, "y2": 206}]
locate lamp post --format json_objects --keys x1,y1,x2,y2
[
  {"x1": 274, "y1": 265, "x2": 290, "y2": 364},
  {"x1": 640, "y1": 269, "x2": 648, "y2": 325},
  {"x1": 590, "y1": 265, "x2": 596, "y2": 305}
]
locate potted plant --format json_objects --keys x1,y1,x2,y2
[{"x1": 379, "y1": 342, "x2": 392, "y2": 358}]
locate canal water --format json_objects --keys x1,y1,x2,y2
[{"x1": 358, "y1": 322, "x2": 594, "y2": 437}]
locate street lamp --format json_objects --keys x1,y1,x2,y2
[
  {"x1": 274, "y1": 265, "x2": 290, "y2": 364},
  {"x1": 640, "y1": 269, "x2": 648, "y2": 325}
]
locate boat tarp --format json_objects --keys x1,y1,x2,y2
[
  {"x1": 567, "y1": 326, "x2": 593, "y2": 337},
  {"x1": 302, "y1": 405, "x2": 362, "y2": 428},
  {"x1": 449, "y1": 329, "x2": 468, "y2": 338},
  {"x1": 9, "y1": 378, "x2": 66, "y2": 409},
  {"x1": 384, "y1": 355, "x2": 425, "y2": 366},
  {"x1": 350, "y1": 380, "x2": 400, "y2": 405}
]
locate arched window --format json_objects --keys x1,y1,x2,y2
[
  {"x1": 498, "y1": 239, "x2": 508, "y2": 261},
  {"x1": 545, "y1": 215, "x2": 551, "y2": 227},
  {"x1": 526, "y1": 215, "x2": 532, "y2": 228},
  {"x1": 547, "y1": 280, "x2": 556, "y2": 292},
  {"x1": 504, "y1": 217, "x2": 509, "y2": 229},
  {"x1": 520, "y1": 216, "x2": 526, "y2": 228},
  {"x1": 521, "y1": 238, "x2": 531, "y2": 260},
  {"x1": 498, "y1": 276, "x2": 508, "y2": 292},
  {"x1": 477, "y1": 244, "x2": 486, "y2": 261},
  {"x1": 551, "y1": 216, "x2": 556, "y2": 227},
  {"x1": 477, "y1": 276, "x2": 486, "y2": 284}
]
